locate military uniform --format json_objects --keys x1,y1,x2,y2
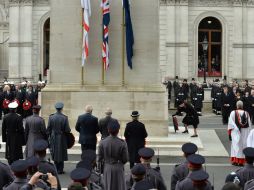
[
  {"x1": 47, "y1": 102, "x2": 71, "y2": 174},
  {"x1": 245, "y1": 179, "x2": 254, "y2": 190},
  {"x1": 175, "y1": 87, "x2": 187, "y2": 107},
  {"x1": 173, "y1": 78, "x2": 180, "y2": 108},
  {"x1": 235, "y1": 164, "x2": 254, "y2": 188},
  {"x1": 171, "y1": 143, "x2": 198, "y2": 190},
  {"x1": 192, "y1": 86, "x2": 204, "y2": 113},
  {"x1": 214, "y1": 87, "x2": 222, "y2": 115},
  {"x1": 0, "y1": 161, "x2": 14, "y2": 189},
  {"x1": 70, "y1": 167, "x2": 91, "y2": 189}
]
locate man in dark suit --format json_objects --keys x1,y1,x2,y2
[
  {"x1": 124, "y1": 111, "x2": 148, "y2": 169},
  {"x1": 98, "y1": 108, "x2": 117, "y2": 140},
  {"x1": 75, "y1": 105, "x2": 99, "y2": 152}
]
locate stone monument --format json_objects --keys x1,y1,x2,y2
[{"x1": 41, "y1": 0, "x2": 168, "y2": 136}]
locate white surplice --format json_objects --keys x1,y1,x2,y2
[
  {"x1": 228, "y1": 110, "x2": 252, "y2": 159},
  {"x1": 247, "y1": 129, "x2": 254, "y2": 147}
]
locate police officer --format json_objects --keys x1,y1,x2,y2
[
  {"x1": 124, "y1": 111, "x2": 148, "y2": 169},
  {"x1": 171, "y1": 143, "x2": 198, "y2": 190},
  {"x1": 192, "y1": 83, "x2": 204, "y2": 115},
  {"x1": 138, "y1": 147, "x2": 167, "y2": 190},
  {"x1": 175, "y1": 154, "x2": 212, "y2": 190},
  {"x1": 235, "y1": 147, "x2": 254, "y2": 189},
  {"x1": 33, "y1": 139, "x2": 61, "y2": 190},
  {"x1": 214, "y1": 83, "x2": 222, "y2": 115},
  {"x1": 2, "y1": 101, "x2": 25, "y2": 164},
  {"x1": 47, "y1": 102, "x2": 71, "y2": 174},
  {"x1": 0, "y1": 161, "x2": 14, "y2": 189},
  {"x1": 70, "y1": 168, "x2": 91, "y2": 190},
  {"x1": 3, "y1": 160, "x2": 28, "y2": 190},
  {"x1": 130, "y1": 163, "x2": 154, "y2": 190},
  {"x1": 175, "y1": 82, "x2": 187, "y2": 108}
]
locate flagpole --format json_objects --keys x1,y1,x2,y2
[
  {"x1": 121, "y1": 4, "x2": 125, "y2": 86},
  {"x1": 101, "y1": 24, "x2": 105, "y2": 85},
  {"x1": 81, "y1": 8, "x2": 84, "y2": 86}
]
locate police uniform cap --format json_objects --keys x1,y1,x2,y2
[
  {"x1": 32, "y1": 105, "x2": 41, "y2": 109},
  {"x1": 131, "y1": 163, "x2": 146, "y2": 176},
  {"x1": 33, "y1": 139, "x2": 48, "y2": 151},
  {"x1": 81, "y1": 149, "x2": 96, "y2": 162},
  {"x1": 76, "y1": 160, "x2": 93, "y2": 171},
  {"x1": 189, "y1": 170, "x2": 209, "y2": 182},
  {"x1": 187, "y1": 154, "x2": 205, "y2": 165},
  {"x1": 138, "y1": 147, "x2": 155, "y2": 159},
  {"x1": 11, "y1": 160, "x2": 29, "y2": 173},
  {"x1": 182, "y1": 143, "x2": 198, "y2": 154},
  {"x1": 26, "y1": 156, "x2": 39, "y2": 167},
  {"x1": 55, "y1": 102, "x2": 64, "y2": 109},
  {"x1": 107, "y1": 120, "x2": 120, "y2": 132},
  {"x1": 70, "y1": 168, "x2": 91, "y2": 181},
  {"x1": 243, "y1": 147, "x2": 254, "y2": 158},
  {"x1": 8, "y1": 101, "x2": 18, "y2": 109}
]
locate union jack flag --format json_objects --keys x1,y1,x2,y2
[
  {"x1": 101, "y1": 0, "x2": 110, "y2": 70},
  {"x1": 81, "y1": 0, "x2": 91, "y2": 66}
]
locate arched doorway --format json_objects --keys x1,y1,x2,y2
[
  {"x1": 198, "y1": 17, "x2": 222, "y2": 77},
  {"x1": 43, "y1": 18, "x2": 50, "y2": 76}
]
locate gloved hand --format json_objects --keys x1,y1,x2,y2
[{"x1": 229, "y1": 135, "x2": 232, "y2": 141}]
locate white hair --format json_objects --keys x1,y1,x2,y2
[
  {"x1": 85, "y1": 105, "x2": 93, "y2": 113},
  {"x1": 236, "y1": 100, "x2": 243, "y2": 109}
]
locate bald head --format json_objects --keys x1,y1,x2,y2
[
  {"x1": 105, "y1": 108, "x2": 112, "y2": 116},
  {"x1": 85, "y1": 105, "x2": 93, "y2": 113}
]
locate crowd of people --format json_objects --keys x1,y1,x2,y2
[{"x1": 163, "y1": 77, "x2": 254, "y2": 125}]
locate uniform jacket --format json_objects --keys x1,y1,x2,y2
[
  {"x1": 98, "y1": 135, "x2": 129, "y2": 190},
  {"x1": 124, "y1": 120, "x2": 148, "y2": 164},
  {"x1": 236, "y1": 164, "x2": 254, "y2": 188},
  {"x1": 245, "y1": 179, "x2": 254, "y2": 190},
  {"x1": 3, "y1": 178, "x2": 28, "y2": 190},
  {"x1": 171, "y1": 161, "x2": 189, "y2": 190},
  {"x1": 2, "y1": 112, "x2": 25, "y2": 161},
  {"x1": 75, "y1": 113, "x2": 99, "y2": 146},
  {"x1": 25, "y1": 113, "x2": 47, "y2": 158},
  {"x1": 0, "y1": 162, "x2": 14, "y2": 189},
  {"x1": 47, "y1": 111, "x2": 71, "y2": 162}
]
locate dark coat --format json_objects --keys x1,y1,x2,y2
[
  {"x1": 221, "y1": 92, "x2": 234, "y2": 117},
  {"x1": 25, "y1": 114, "x2": 47, "y2": 158},
  {"x1": 0, "y1": 162, "x2": 14, "y2": 189},
  {"x1": 192, "y1": 87, "x2": 204, "y2": 109},
  {"x1": 176, "y1": 103, "x2": 199, "y2": 127},
  {"x1": 3, "y1": 178, "x2": 28, "y2": 190},
  {"x1": 249, "y1": 96, "x2": 254, "y2": 119},
  {"x1": 98, "y1": 135, "x2": 128, "y2": 190},
  {"x1": 75, "y1": 113, "x2": 99, "y2": 146},
  {"x1": 171, "y1": 161, "x2": 189, "y2": 190},
  {"x1": 2, "y1": 112, "x2": 25, "y2": 162},
  {"x1": 236, "y1": 164, "x2": 254, "y2": 188},
  {"x1": 98, "y1": 116, "x2": 117, "y2": 139},
  {"x1": 47, "y1": 111, "x2": 71, "y2": 162},
  {"x1": 124, "y1": 120, "x2": 148, "y2": 164}
]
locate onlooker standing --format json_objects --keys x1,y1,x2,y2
[
  {"x1": 98, "y1": 108, "x2": 117, "y2": 140},
  {"x1": 47, "y1": 102, "x2": 71, "y2": 174},
  {"x1": 2, "y1": 102, "x2": 25, "y2": 164},
  {"x1": 98, "y1": 120, "x2": 128, "y2": 190},
  {"x1": 124, "y1": 111, "x2": 147, "y2": 168},
  {"x1": 75, "y1": 105, "x2": 99, "y2": 152},
  {"x1": 25, "y1": 105, "x2": 47, "y2": 158}
]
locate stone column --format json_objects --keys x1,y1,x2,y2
[
  {"x1": 8, "y1": 0, "x2": 20, "y2": 79},
  {"x1": 19, "y1": 0, "x2": 33, "y2": 78}
]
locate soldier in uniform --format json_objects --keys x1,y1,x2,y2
[
  {"x1": 173, "y1": 76, "x2": 180, "y2": 108},
  {"x1": 75, "y1": 105, "x2": 99, "y2": 152},
  {"x1": 129, "y1": 163, "x2": 154, "y2": 190},
  {"x1": 47, "y1": 102, "x2": 71, "y2": 174},
  {"x1": 33, "y1": 139, "x2": 61, "y2": 190},
  {"x1": 98, "y1": 108, "x2": 117, "y2": 140},
  {"x1": 175, "y1": 154, "x2": 212, "y2": 190},
  {"x1": 70, "y1": 168, "x2": 91, "y2": 190},
  {"x1": 235, "y1": 147, "x2": 254, "y2": 189},
  {"x1": 171, "y1": 143, "x2": 198, "y2": 190},
  {"x1": 138, "y1": 147, "x2": 167, "y2": 190},
  {"x1": 221, "y1": 86, "x2": 234, "y2": 124},
  {"x1": 0, "y1": 161, "x2": 14, "y2": 189},
  {"x1": 25, "y1": 105, "x2": 47, "y2": 158},
  {"x1": 182, "y1": 79, "x2": 189, "y2": 98},
  {"x1": 189, "y1": 170, "x2": 213, "y2": 190},
  {"x1": 98, "y1": 120, "x2": 129, "y2": 190},
  {"x1": 3, "y1": 160, "x2": 28, "y2": 190},
  {"x1": 210, "y1": 81, "x2": 217, "y2": 114},
  {"x1": 192, "y1": 83, "x2": 204, "y2": 115},
  {"x1": 2, "y1": 102, "x2": 25, "y2": 164},
  {"x1": 175, "y1": 82, "x2": 187, "y2": 108},
  {"x1": 190, "y1": 79, "x2": 197, "y2": 106},
  {"x1": 214, "y1": 83, "x2": 222, "y2": 115},
  {"x1": 124, "y1": 111, "x2": 148, "y2": 168}
]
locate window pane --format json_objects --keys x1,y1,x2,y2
[
  {"x1": 209, "y1": 45, "x2": 222, "y2": 77},
  {"x1": 212, "y1": 32, "x2": 221, "y2": 42},
  {"x1": 198, "y1": 32, "x2": 209, "y2": 42}
]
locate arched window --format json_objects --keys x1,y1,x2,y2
[
  {"x1": 43, "y1": 18, "x2": 50, "y2": 76},
  {"x1": 198, "y1": 17, "x2": 222, "y2": 77}
]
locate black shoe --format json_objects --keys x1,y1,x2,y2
[
  {"x1": 182, "y1": 130, "x2": 189, "y2": 134},
  {"x1": 191, "y1": 135, "x2": 198, "y2": 138}
]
